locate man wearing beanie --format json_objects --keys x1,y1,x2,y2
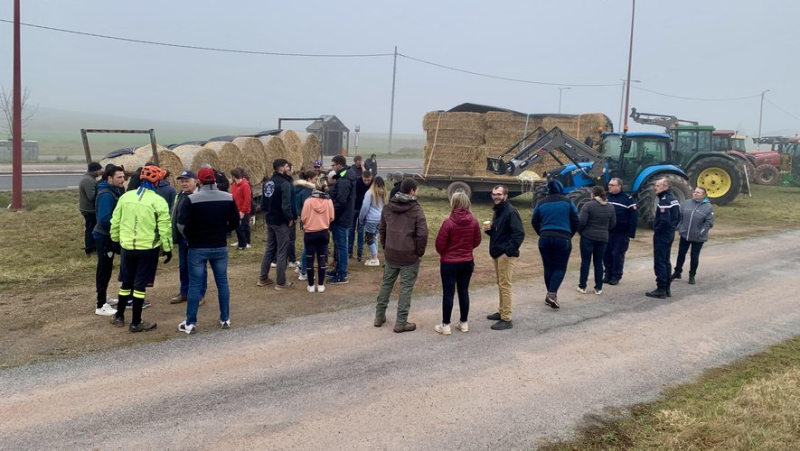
[
  {"x1": 390, "y1": 171, "x2": 403, "y2": 199},
  {"x1": 176, "y1": 167, "x2": 240, "y2": 334},
  {"x1": 258, "y1": 158, "x2": 296, "y2": 290},
  {"x1": 79, "y1": 162, "x2": 104, "y2": 255}
]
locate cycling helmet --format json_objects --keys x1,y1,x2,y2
[{"x1": 139, "y1": 165, "x2": 166, "y2": 183}]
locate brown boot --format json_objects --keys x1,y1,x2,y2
[
  {"x1": 374, "y1": 314, "x2": 386, "y2": 327},
  {"x1": 169, "y1": 293, "x2": 187, "y2": 304},
  {"x1": 393, "y1": 322, "x2": 416, "y2": 333}
]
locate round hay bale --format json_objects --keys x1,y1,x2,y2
[
  {"x1": 278, "y1": 130, "x2": 304, "y2": 169},
  {"x1": 204, "y1": 141, "x2": 242, "y2": 176},
  {"x1": 172, "y1": 145, "x2": 221, "y2": 172},
  {"x1": 259, "y1": 135, "x2": 290, "y2": 169},
  {"x1": 157, "y1": 149, "x2": 184, "y2": 187},
  {"x1": 233, "y1": 137, "x2": 268, "y2": 182},
  {"x1": 100, "y1": 144, "x2": 166, "y2": 175},
  {"x1": 296, "y1": 132, "x2": 321, "y2": 168}
]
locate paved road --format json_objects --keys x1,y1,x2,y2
[{"x1": 2, "y1": 231, "x2": 799, "y2": 450}]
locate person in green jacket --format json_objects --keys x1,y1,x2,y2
[{"x1": 110, "y1": 165, "x2": 173, "y2": 332}]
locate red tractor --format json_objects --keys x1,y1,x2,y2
[{"x1": 712, "y1": 131, "x2": 780, "y2": 185}]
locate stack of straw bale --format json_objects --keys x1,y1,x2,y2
[
  {"x1": 296, "y1": 132, "x2": 321, "y2": 168},
  {"x1": 421, "y1": 111, "x2": 487, "y2": 176},
  {"x1": 233, "y1": 137, "x2": 268, "y2": 182},
  {"x1": 100, "y1": 144, "x2": 169, "y2": 176},
  {"x1": 156, "y1": 149, "x2": 184, "y2": 187},
  {"x1": 172, "y1": 144, "x2": 220, "y2": 173},
  {"x1": 278, "y1": 130, "x2": 304, "y2": 170},
  {"x1": 259, "y1": 136, "x2": 290, "y2": 173},
  {"x1": 204, "y1": 141, "x2": 242, "y2": 176}
]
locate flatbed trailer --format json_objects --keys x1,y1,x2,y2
[{"x1": 406, "y1": 173, "x2": 542, "y2": 201}]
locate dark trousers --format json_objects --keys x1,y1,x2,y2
[
  {"x1": 674, "y1": 237, "x2": 704, "y2": 276},
  {"x1": 331, "y1": 224, "x2": 349, "y2": 278},
  {"x1": 440, "y1": 261, "x2": 474, "y2": 324},
  {"x1": 653, "y1": 231, "x2": 675, "y2": 290},
  {"x1": 235, "y1": 213, "x2": 251, "y2": 247},
  {"x1": 579, "y1": 236, "x2": 607, "y2": 290},
  {"x1": 288, "y1": 221, "x2": 297, "y2": 262},
  {"x1": 260, "y1": 223, "x2": 291, "y2": 285},
  {"x1": 303, "y1": 230, "x2": 329, "y2": 286},
  {"x1": 603, "y1": 233, "x2": 630, "y2": 281},
  {"x1": 94, "y1": 236, "x2": 115, "y2": 308},
  {"x1": 116, "y1": 248, "x2": 160, "y2": 326},
  {"x1": 349, "y1": 212, "x2": 365, "y2": 258},
  {"x1": 538, "y1": 236, "x2": 572, "y2": 293},
  {"x1": 82, "y1": 212, "x2": 97, "y2": 253}
]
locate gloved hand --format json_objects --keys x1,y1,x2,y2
[
  {"x1": 163, "y1": 250, "x2": 173, "y2": 264},
  {"x1": 112, "y1": 241, "x2": 121, "y2": 255}
]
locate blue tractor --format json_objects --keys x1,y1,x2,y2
[{"x1": 486, "y1": 127, "x2": 693, "y2": 226}]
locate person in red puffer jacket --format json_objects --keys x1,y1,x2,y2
[{"x1": 433, "y1": 192, "x2": 482, "y2": 335}]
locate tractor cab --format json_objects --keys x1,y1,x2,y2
[
  {"x1": 600, "y1": 132, "x2": 672, "y2": 186},
  {"x1": 671, "y1": 125, "x2": 716, "y2": 166}
]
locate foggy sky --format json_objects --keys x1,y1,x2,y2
[{"x1": 1, "y1": 0, "x2": 798, "y2": 136}]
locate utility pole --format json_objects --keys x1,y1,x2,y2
[
  {"x1": 622, "y1": 0, "x2": 636, "y2": 133},
  {"x1": 558, "y1": 87, "x2": 571, "y2": 114},
  {"x1": 387, "y1": 46, "x2": 397, "y2": 154},
  {"x1": 11, "y1": 0, "x2": 22, "y2": 210},
  {"x1": 757, "y1": 89, "x2": 770, "y2": 141},
  {"x1": 618, "y1": 79, "x2": 641, "y2": 130}
]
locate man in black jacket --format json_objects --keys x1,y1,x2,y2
[
  {"x1": 327, "y1": 155, "x2": 357, "y2": 284},
  {"x1": 258, "y1": 159, "x2": 296, "y2": 290},
  {"x1": 647, "y1": 178, "x2": 682, "y2": 299},
  {"x1": 603, "y1": 178, "x2": 638, "y2": 285},
  {"x1": 484, "y1": 185, "x2": 525, "y2": 330},
  {"x1": 176, "y1": 167, "x2": 239, "y2": 334}
]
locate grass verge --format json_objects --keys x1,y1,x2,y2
[{"x1": 540, "y1": 335, "x2": 800, "y2": 451}]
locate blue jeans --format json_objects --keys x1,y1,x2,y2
[
  {"x1": 331, "y1": 223, "x2": 349, "y2": 278},
  {"x1": 179, "y1": 237, "x2": 207, "y2": 298},
  {"x1": 349, "y1": 213, "x2": 365, "y2": 258},
  {"x1": 365, "y1": 220, "x2": 379, "y2": 257},
  {"x1": 579, "y1": 236, "x2": 607, "y2": 290},
  {"x1": 538, "y1": 236, "x2": 572, "y2": 293},
  {"x1": 186, "y1": 247, "x2": 230, "y2": 326}
]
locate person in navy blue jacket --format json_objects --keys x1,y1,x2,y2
[
  {"x1": 646, "y1": 178, "x2": 682, "y2": 299},
  {"x1": 603, "y1": 178, "x2": 638, "y2": 285},
  {"x1": 92, "y1": 165, "x2": 125, "y2": 316},
  {"x1": 532, "y1": 180, "x2": 579, "y2": 309}
]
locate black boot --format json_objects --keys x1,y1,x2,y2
[
  {"x1": 602, "y1": 276, "x2": 611, "y2": 283},
  {"x1": 666, "y1": 288, "x2": 671, "y2": 298},
  {"x1": 688, "y1": 274, "x2": 696, "y2": 285},
  {"x1": 646, "y1": 289, "x2": 667, "y2": 299},
  {"x1": 671, "y1": 270, "x2": 681, "y2": 280}
]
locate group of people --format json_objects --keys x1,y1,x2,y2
[{"x1": 78, "y1": 154, "x2": 714, "y2": 336}]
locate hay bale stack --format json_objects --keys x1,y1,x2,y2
[
  {"x1": 233, "y1": 137, "x2": 268, "y2": 182},
  {"x1": 425, "y1": 129, "x2": 485, "y2": 147},
  {"x1": 172, "y1": 145, "x2": 220, "y2": 172},
  {"x1": 204, "y1": 141, "x2": 242, "y2": 176},
  {"x1": 156, "y1": 149, "x2": 184, "y2": 187},
  {"x1": 541, "y1": 113, "x2": 612, "y2": 141},
  {"x1": 485, "y1": 111, "x2": 544, "y2": 131},
  {"x1": 478, "y1": 145, "x2": 562, "y2": 178},
  {"x1": 259, "y1": 135, "x2": 290, "y2": 167},
  {"x1": 422, "y1": 111, "x2": 488, "y2": 176},
  {"x1": 422, "y1": 111, "x2": 487, "y2": 131},
  {"x1": 100, "y1": 144, "x2": 167, "y2": 175},
  {"x1": 422, "y1": 144, "x2": 482, "y2": 176},
  {"x1": 296, "y1": 132, "x2": 321, "y2": 168},
  {"x1": 278, "y1": 130, "x2": 304, "y2": 169}
]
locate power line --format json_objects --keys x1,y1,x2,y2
[
  {"x1": 397, "y1": 53, "x2": 620, "y2": 87},
  {"x1": 0, "y1": 19, "x2": 393, "y2": 58},
  {"x1": 765, "y1": 98, "x2": 800, "y2": 122},
  {"x1": 632, "y1": 85, "x2": 762, "y2": 102}
]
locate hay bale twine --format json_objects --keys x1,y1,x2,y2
[
  {"x1": 172, "y1": 145, "x2": 221, "y2": 172},
  {"x1": 204, "y1": 141, "x2": 242, "y2": 176},
  {"x1": 157, "y1": 149, "x2": 184, "y2": 187},
  {"x1": 259, "y1": 135, "x2": 290, "y2": 168},
  {"x1": 278, "y1": 130, "x2": 304, "y2": 169},
  {"x1": 233, "y1": 137, "x2": 268, "y2": 182},
  {"x1": 296, "y1": 132, "x2": 321, "y2": 168}
]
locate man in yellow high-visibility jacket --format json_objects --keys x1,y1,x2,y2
[{"x1": 110, "y1": 165, "x2": 173, "y2": 332}]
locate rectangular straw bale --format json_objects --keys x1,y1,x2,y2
[
  {"x1": 542, "y1": 113, "x2": 612, "y2": 141},
  {"x1": 422, "y1": 111, "x2": 487, "y2": 132},
  {"x1": 425, "y1": 129, "x2": 485, "y2": 147},
  {"x1": 479, "y1": 144, "x2": 562, "y2": 179},
  {"x1": 422, "y1": 144, "x2": 483, "y2": 176}
]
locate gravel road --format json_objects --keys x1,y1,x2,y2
[{"x1": 2, "y1": 231, "x2": 799, "y2": 450}]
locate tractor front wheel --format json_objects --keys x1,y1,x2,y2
[
  {"x1": 686, "y1": 156, "x2": 743, "y2": 205},
  {"x1": 637, "y1": 174, "x2": 692, "y2": 228},
  {"x1": 567, "y1": 187, "x2": 593, "y2": 213},
  {"x1": 754, "y1": 164, "x2": 779, "y2": 186}
]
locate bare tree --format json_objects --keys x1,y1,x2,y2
[{"x1": 0, "y1": 86, "x2": 38, "y2": 140}]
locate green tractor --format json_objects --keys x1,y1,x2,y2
[{"x1": 631, "y1": 109, "x2": 744, "y2": 205}]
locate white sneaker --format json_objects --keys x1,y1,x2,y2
[
  {"x1": 106, "y1": 297, "x2": 118, "y2": 307},
  {"x1": 298, "y1": 273, "x2": 307, "y2": 281},
  {"x1": 307, "y1": 285, "x2": 315, "y2": 293},
  {"x1": 95, "y1": 303, "x2": 117, "y2": 316},
  {"x1": 454, "y1": 321, "x2": 469, "y2": 333},
  {"x1": 317, "y1": 284, "x2": 325, "y2": 293},
  {"x1": 288, "y1": 261, "x2": 300, "y2": 268},
  {"x1": 271, "y1": 262, "x2": 277, "y2": 268},
  {"x1": 178, "y1": 321, "x2": 196, "y2": 335},
  {"x1": 434, "y1": 323, "x2": 452, "y2": 335},
  {"x1": 245, "y1": 244, "x2": 252, "y2": 249},
  {"x1": 594, "y1": 288, "x2": 603, "y2": 295},
  {"x1": 577, "y1": 286, "x2": 587, "y2": 294},
  {"x1": 366, "y1": 259, "x2": 380, "y2": 267},
  {"x1": 230, "y1": 242, "x2": 239, "y2": 247},
  {"x1": 294, "y1": 267, "x2": 301, "y2": 274},
  {"x1": 220, "y1": 320, "x2": 231, "y2": 330}
]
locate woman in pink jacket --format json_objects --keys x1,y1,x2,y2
[
  {"x1": 300, "y1": 179, "x2": 335, "y2": 293},
  {"x1": 434, "y1": 192, "x2": 482, "y2": 335}
]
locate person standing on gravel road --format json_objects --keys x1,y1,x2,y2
[
  {"x1": 672, "y1": 186, "x2": 714, "y2": 285},
  {"x1": 603, "y1": 178, "x2": 638, "y2": 285},
  {"x1": 485, "y1": 185, "x2": 525, "y2": 331},
  {"x1": 169, "y1": 171, "x2": 207, "y2": 306},
  {"x1": 646, "y1": 178, "x2": 682, "y2": 299},
  {"x1": 258, "y1": 159, "x2": 296, "y2": 290}
]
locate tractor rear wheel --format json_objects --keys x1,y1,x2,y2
[
  {"x1": 637, "y1": 174, "x2": 692, "y2": 228},
  {"x1": 446, "y1": 181, "x2": 472, "y2": 200},
  {"x1": 567, "y1": 187, "x2": 593, "y2": 213},
  {"x1": 754, "y1": 164, "x2": 779, "y2": 186},
  {"x1": 686, "y1": 156, "x2": 743, "y2": 205},
  {"x1": 531, "y1": 184, "x2": 548, "y2": 208}
]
